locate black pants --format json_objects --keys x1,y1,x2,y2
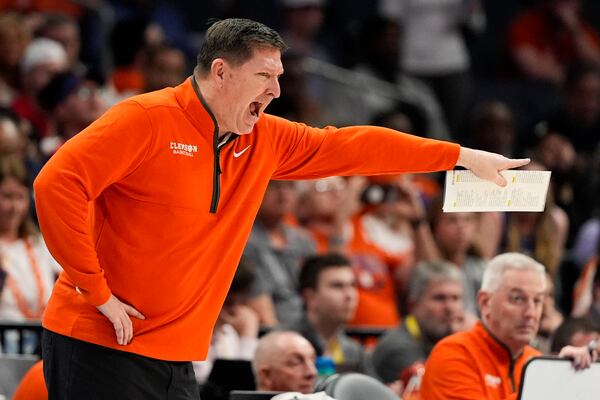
[{"x1": 42, "y1": 329, "x2": 200, "y2": 400}]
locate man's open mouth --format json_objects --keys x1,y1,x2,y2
[{"x1": 250, "y1": 101, "x2": 263, "y2": 117}]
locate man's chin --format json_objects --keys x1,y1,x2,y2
[{"x1": 513, "y1": 332, "x2": 536, "y2": 346}]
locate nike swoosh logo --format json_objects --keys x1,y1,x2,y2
[{"x1": 233, "y1": 145, "x2": 251, "y2": 158}]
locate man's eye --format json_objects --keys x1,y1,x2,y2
[{"x1": 509, "y1": 295, "x2": 524, "y2": 304}]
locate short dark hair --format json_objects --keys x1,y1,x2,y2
[
  {"x1": 229, "y1": 256, "x2": 256, "y2": 295},
  {"x1": 196, "y1": 18, "x2": 287, "y2": 75},
  {"x1": 299, "y1": 253, "x2": 351, "y2": 291},
  {"x1": 550, "y1": 317, "x2": 599, "y2": 353}
]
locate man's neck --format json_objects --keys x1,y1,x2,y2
[
  {"x1": 481, "y1": 321, "x2": 525, "y2": 359},
  {"x1": 307, "y1": 310, "x2": 341, "y2": 342},
  {"x1": 193, "y1": 72, "x2": 229, "y2": 138}
]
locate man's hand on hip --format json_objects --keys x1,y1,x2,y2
[
  {"x1": 97, "y1": 294, "x2": 145, "y2": 345},
  {"x1": 456, "y1": 147, "x2": 530, "y2": 186}
]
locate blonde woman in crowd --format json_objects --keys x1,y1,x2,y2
[{"x1": 0, "y1": 156, "x2": 60, "y2": 352}]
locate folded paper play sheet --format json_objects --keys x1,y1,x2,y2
[{"x1": 443, "y1": 170, "x2": 551, "y2": 212}]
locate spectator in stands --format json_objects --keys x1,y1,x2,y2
[
  {"x1": 372, "y1": 260, "x2": 466, "y2": 385},
  {"x1": 296, "y1": 176, "x2": 365, "y2": 254},
  {"x1": 11, "y1": 38, "x2": 68, "y2": 140},
  {"x1": 347, "y1": 174, "x2": 438, "y2": 328},
  {"x1": 284, "y1": 253, "x2": 367, "y2": 373},
  {"x1": 421, "y1": 253, "x2": 597, "y2": 400},
  {"x1": 36, "y1": 13, "x2": 83, "y2": 75},
  {"x1": 429, "y1": 200, "x2": 486, "y2": 314},
  {"x1": 351, "y1": 15, "x2": 449, "y2": 140},
  {"x1": 193, "y1": 257, "x2": 259, "y2": 383},
  {"x1": 12, "y1": 360, "x2": 47, "y2": 400},
  {"x1": 279, "y1": 0, "x2": 329, "y2": 63},
  {"x1": 0, "y1": 155, "x2": 60, "y2": 319},
  {"x1": 0, "y1": 109, "x2": 43, "y2": 184},
  {"x1": 550, "y1": 317, "x2": 600, "y2": 354},
  {"x1": 0, "y1": 12, "x2": 30, "y2": 107},
  {"x1": 38, "y1": 71, "x2": 106, "y2": 157},
  {"x1": 107, "y1": 18, "x2": 148, "y2": 97},
  {"x1": 532, "y1": 63, "x2": 600, "y2": 238},
  {"x1": 469, "y1": 101, "x2": 516, "y2": 158},
  {"x1": 501, "y1": 162, "x2": 569, "y2": 279},
  {"x1": 244, "y1": 180, "x2": 316, "y2": 326},
  {"x1": 572, "y1": 238, "x2": 600, "y2": 325},
  {"x1": 535, "y1": 273, "x2": 565, "y2": 353},
  {"x1": 253, "y1": 330, "x2": 317, "y2": 394},
  {"x1": 506, "y1": 0, "x2": 600, "y2": 85},
  {"x1": 572, "y1": 217, "x2": 600, "y2": 270},
  {"x1": 142, "y1": 45, "x2": 188, "y2": 93},
  {"x1": 379, "y1": 0, "x2": 485, "y2": 135},
  {"x1": 0, "y1": 110, "x2": 26, "y2": 160},
  {"x1": 0, "y1": 156, "x2": 61, "y2": 353}
]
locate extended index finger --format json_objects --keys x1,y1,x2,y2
[{"x1": 502, "y1": 158, "x2": 530, "y2": 170}]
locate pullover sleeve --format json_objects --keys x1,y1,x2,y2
[
  {"x1": 33, "y1": 100, "x2": 154, "y2": 306},
  {"x1": 264, "y1": 115, "x2": 460, "y2": 180}
]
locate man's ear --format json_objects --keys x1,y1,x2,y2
[
  {"x1": 258, "y1": 366, "x2": 271, "y2": 389},
  {"x1": 210, "y1": 58, "x2": 226, "y2": 86},
  {"x1": 303, "y1": 288, "x2": 316, "y2": 306},
  {"x1": 477, "y1": 290, "x2": 490, "y2": 316}
]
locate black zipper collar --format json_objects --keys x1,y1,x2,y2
[
  {"x1": 190, "y1": 76, "x2": 239, "y2": 213},
  {"x1": 481, "y1": 322, "x2": 524, "y2": 392}
]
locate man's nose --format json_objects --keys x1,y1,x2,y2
[
  {"x1": 305, "y1": 359, "x2": 317, "y2": 378},
  {"x1": 267, "y1": 77, "x2": 280, "y2": 98},
  {"x1": 523, "y1": 299, "x2": 539, "y2": 317}
]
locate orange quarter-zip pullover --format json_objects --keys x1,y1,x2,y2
[{"x1": 34, "y1": 77, "x2": 460, "y2": 361}]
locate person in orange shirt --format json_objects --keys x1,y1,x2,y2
[
  {"x1": 12, "y1": 360, "x2": 47, "y2": 400},
  {"x1": 506, "y1": 0, "x2": 600, "y2": 84},
  {"x1": 421, "y1": 252, "x2": 598, "y2": 400},
  {"x1": 34, "y1": 18, "x2": 530, "y2": 400},
  {"x1": 347, "y1": 175, "x2": 439, "y2": 328}
]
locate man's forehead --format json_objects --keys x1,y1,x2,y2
[
  {"x1": 280, "y1": 345, "x2": 316, "y2": 360},
  {"x1": 277, "y1": 335, "x2": 315, "y2": 354},
  {"x1": 247, "y1": 47, "x2": 284, "y2": 71},
  {"x1": 500, "y1": 280, "x2": 546, "y2": 295},
  {"x1": 494, "y1": 268, "x2": 545, "y2": 291},
  {"x1": 320, "y1": 266, "x2": 354, "y2": 280},
  {"x1": 427, "y1": 278, "x2": 462, "y2": 290}
]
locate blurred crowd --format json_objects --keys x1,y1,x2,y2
[{"x1": 0, "y1": 0, "x2": 600, "y2": 399}]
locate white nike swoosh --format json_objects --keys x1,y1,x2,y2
[{"x1": 233, "y1": 145, "x2": 251, "y2": 158}]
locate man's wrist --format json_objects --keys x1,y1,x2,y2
[{"x1": 456, "y1": 146, "x2": 474, "y2": 169}]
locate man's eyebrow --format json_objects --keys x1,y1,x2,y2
[{"x1": 507, "y1": 288, "x2": 546, "y2": 296}]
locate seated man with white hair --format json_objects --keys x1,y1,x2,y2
[{"x1": 421, "y1": 252, "x2": 598, "y2": 400}]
